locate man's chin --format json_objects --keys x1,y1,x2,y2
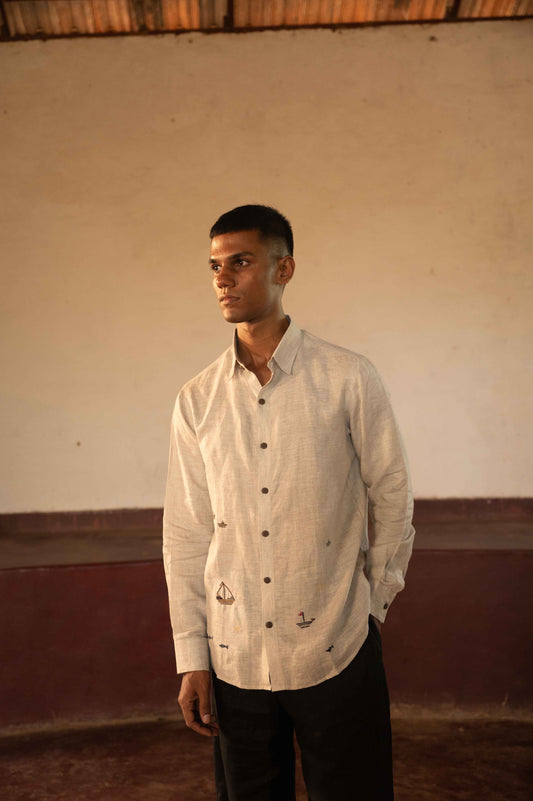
[{"x1": 221, "y1": 308, "x2": 246, "y2": 324}]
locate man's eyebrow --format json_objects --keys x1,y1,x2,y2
[{"x1": 209, "y1": 251, "x2": 255, "y2": 263}]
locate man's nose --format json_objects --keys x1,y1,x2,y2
[{"x1": 215, "y1": 265, "x2": 235, "y2": 287}]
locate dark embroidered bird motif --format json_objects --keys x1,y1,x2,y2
[
  {"x1": 219, "y1": 643, "x2": 229, "y2": 649},
  {"x1": 326, "y1": 539, "x2": 331, "y2": 547},
  {"x1": 326, "y1": 644, "x2": 334, "y2": 652}
]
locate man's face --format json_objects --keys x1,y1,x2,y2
[{"x1": 210, "y1": 229, "x2": 286, "y2": 325}]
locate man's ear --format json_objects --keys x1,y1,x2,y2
[{"x1": 276, "y1": 256, "x2": 295, "y2": 286}]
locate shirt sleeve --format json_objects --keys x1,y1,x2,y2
[
  {"x1": 162, "y1": 389, "x2": 214, "y2": 673},
  {"x1": 348, "y1": 358, "x2": 415, "y2": 622}
]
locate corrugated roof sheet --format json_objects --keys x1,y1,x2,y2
[{"x1": 1, "y1": 0, "x2": 531, "y2": 39}]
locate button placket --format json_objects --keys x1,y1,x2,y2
[{"x1": 257, "y1": 389, "x2": 275, "y2": 643}]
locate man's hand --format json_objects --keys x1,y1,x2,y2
[{"x1": 178, "y1": 670, "x2": 219, "y2": 738}]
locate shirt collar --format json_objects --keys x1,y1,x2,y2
[{"x1": 228, "y1": 317, "x2": 302, "y2": 379}]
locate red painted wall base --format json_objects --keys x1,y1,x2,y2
[{"x1": 1, "y1": 548, "x2": 532, "y2": 728}]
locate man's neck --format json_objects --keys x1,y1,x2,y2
[{"x1": 236, "y1": 315, "x2": 289, "y2": 378}]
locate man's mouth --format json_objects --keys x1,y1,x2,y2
[{"x1": 220, "y1": 296, "x2": 239, "y2": 305}]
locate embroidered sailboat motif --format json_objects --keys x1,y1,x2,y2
[
  {"x1": 216, "y1": 582, "x2": 235, "y2": 605},
  {"x1": 296, "y1": 611, "x2": 315, "y2": 628},
  {"x1": 217, "y1": 521, "x2": 227, "y2": 528}
]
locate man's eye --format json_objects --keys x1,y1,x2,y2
[
  {"x1": 210, "y1": 264, "x2": 220, "y2": 273},
  {"x1": 236, "y1": 260, "x2": 249, "y2": 268}
]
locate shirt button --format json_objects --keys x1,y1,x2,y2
[
  {"x1": 258, "y1": 398, "x2": 266, "y2": 405},
  {"x1": 265, "y1": 621, "x2": 273, "y2": 628},
  {"x1": 261, "y1": 487, "x2": 269, "y2": 494},
  {"x1": 383, "y1": 603, "x2": 389, "y2": 610},
  {"x1": 261, "y1": 530, "x2": 270, "y2": 537},
  {"x1": 260, "y1": 442, "x2": 268, "y2": 449},
  {"x1": 263, "y1": 577, "x2": 271, "y2": 583}
]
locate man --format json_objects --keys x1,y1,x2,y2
[{"x1": 163, "y1": 205, "x2": 414, "y2": 801}]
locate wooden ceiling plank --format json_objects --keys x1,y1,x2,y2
[
  {"x1": 393, "y1": 0, "x2": 409, "y2": 21},
  {"x1": 83, "y1": 0, "x2": 97, "y2": 33},
  {"x1": 67, "y1": 0, "x2": 87, "y2": 33},
  {"x1": 128, "y1": 0, "x2": 144, "y2": 30},
  {"x1": 161, "y1": 0, "x2": 179, "y2": 28},
  {"x1": 107, "y1": 0, "x2": 123, "y2": 30},
  {"x1": 484, "y1": 0, "x2": 499, "y2": 15},
  {"x1": 424, "y1": 0, "x2": 435, "y2": 18},
  {"x1": 421, "y1": 0, "x2": 435, "y2": 18},
  {"x1": 345, "y1": 0, "x2": 358, "y2": 24},
  {"x1": 331, "y1": 0, "x2": 343, "y2": 23},
  {"x1": 215, "y1": 0, "x2": 226, "y2": 26},
  {"x1": 284, "y1": 0, "x2": 298, "y2": 25},
  {"x1": 143, "y1": 0, "x2": 154, "y2": 29},
  {"x1": 46, "y1": 0, "x2": 63, "y2": 34},
  {"x1": 199, "y1": 0, "x2": 209, "y2": 26},
  {"x1": 316, "y1": 0, "x2": 328, "y2": 23},
  {"x1": 262, "y1": 0, "x2": 274, "y2": 25},
  {"x1": 297, "y1": 0, "x2": 309, "y2": 24},
  {"x1": 362, "y1": 0, "x2": 374, "y2": 21},
  {"x1": 0, "y1": 0, "x2": 10, "y2": 37},
  {"x1": 249, "y1": 0, "x2": 262, "y2": 25},
  {"x1": 60, "y1": 0, "x2": 75, "y2": 33},
  {"x1": 176, "y1": 0, "x2": 188, "y2": 27},
  {"x1": 1, "y1": 0, "x2": 526, "y2": 39},
  {"x1": 35, "y1": 0, "x2": 53, "y2": 33},
  {"x1": 375, "y1": 0, "x2": 389, "y2": 21},
  {"x1": 117, "y1": 0, "x2": 132, "y2": 30},
  {"x1": 202, "y1": 0, "x2": 224, "y2": 27},
  {"x1": 467, "y1": 0, "x2": 483, "y2": 16},
  {"x1": 271, "y1": 0, "x2": 285, "y2": 25},
  {"x1": 304, "y1": 0, "x2": 319, "y2": 24},
  {"x1": 20, "y1": 1, "x2": 39, "y2": 34},
  {"x1": 500, "y1": 0, "x2": 517, "y2": 14},
  {"x1": 232, "y1": 0, "x2": 244, "y2": 26},
  {"x1": 3, "y1": 1, "x2": 24, "y2": 35},
  {"x1": 296, "y1": 0, "x2": 308, "y2": 25},
  {"x1": 91, "y1": 0, "x2": 111, "y2": 32},
  {"x1": 407, "y1": 0, "x2": 423, "y2": 20},
  {"x1": 190, "y1": 0, "x2": 200, "y2": 26},
  {"x1": 351, "y1": 0, "x2": 367, "y2": 21}
]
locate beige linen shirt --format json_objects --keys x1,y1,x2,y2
[{"x1": 163, "y1": 319, "x2": 414, "y2": 692}]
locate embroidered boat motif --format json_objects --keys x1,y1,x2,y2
[
  {"x1": 216, "y1": 582, "x2": 235, "y2": 605},
  {"x1": 296, "y1": 611, "x2": 315, "y2": 628},
  {"x1": 219, "y1": 643, "x2": 229, "y2": 649},
  {"x1": 217, "y1": 521, "x2": 227, "y2": 528}
]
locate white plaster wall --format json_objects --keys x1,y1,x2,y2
[{"x1": 1, "y1": 21, "x2": 532, "y2": 511}]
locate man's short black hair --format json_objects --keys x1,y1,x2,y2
[{"x1": 209, "y1": 205, "x2": 294, "y2": 257}]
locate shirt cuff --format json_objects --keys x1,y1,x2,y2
[
  {"x1": 370, "y1": 584, "x2": 396, "y2": 623},
  {"x1": 174, "y1": 636, "x2": 211, "y2": 675}
]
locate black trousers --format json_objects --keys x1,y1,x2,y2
[{"x1": 212, "y1": 618, "x2": 393, "y2": 801}]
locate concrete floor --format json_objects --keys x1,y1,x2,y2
[{"x1": 2, "y1": 714, "x2": 532, "y2": 801}]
